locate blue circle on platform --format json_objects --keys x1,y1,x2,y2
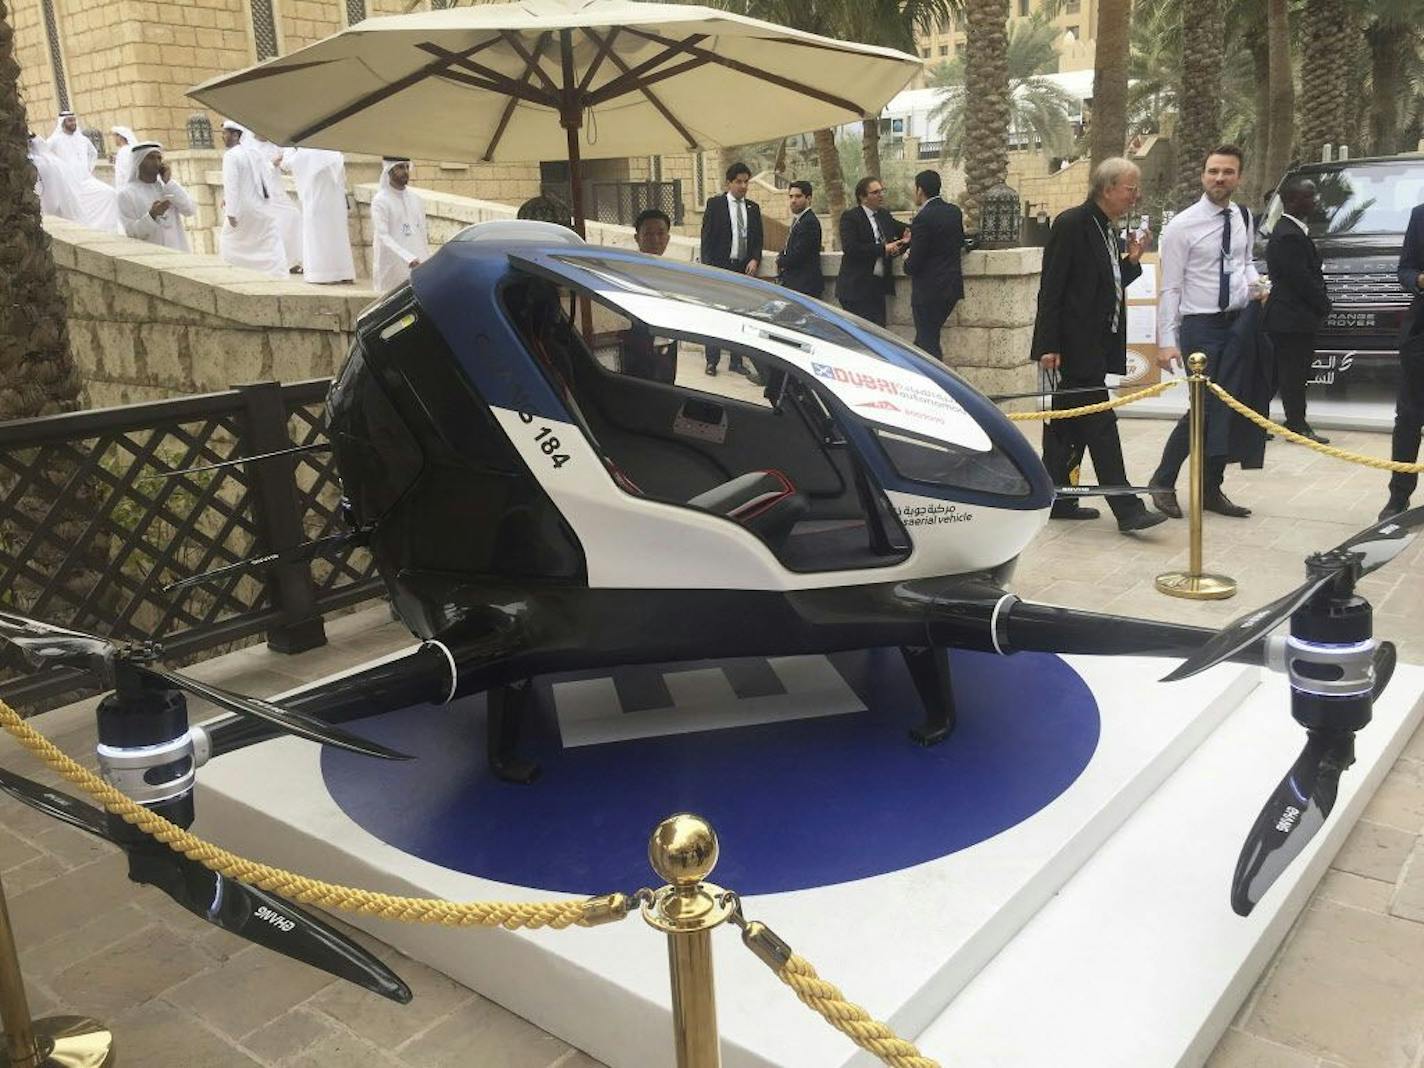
[{"x1": 320, "y1": 648, "x2": 1099, "y2": 894}]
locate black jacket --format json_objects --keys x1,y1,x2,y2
[
  {"x1": 777, "y1": 210, "x2": 824, "y2": 297},
  {"x1": 700, "y1": 194, "x2": 763, "y2": 271},
  {"x1": 1030, "y1": 198, "x2": 1143, "y2": 380},
  {"x1": 1399, "y1": 203, "x2": 1424, "y2": 353},
  {"x1": 835, "y1": 206, "x2": 907, "y2": 306},
  {"x1": 1262, "y1": 220, "x2": 1331, "y2": 334},
  {"x1": 904, "y1": 197, "x2": 965, "y2": 307}
]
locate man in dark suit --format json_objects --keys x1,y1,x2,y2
[
  {"x1": 699, "y1": 160, "x2": 763, "y2": 378},
  {"x1": 903, "y1": 169, "x2": 965, "y2": 359},
  {"x1": 1380, "y1": 200, "x2": 1424, "y2": 519},
  {"x1": 777, "y1": 180, "x2": 823, "y2": 297},
  {"x1": 1264, "y1": 176, "x2": 1332, "y2": 444},
  {"x1": 835, "y1": 175, "x2": 907, "y2": 326},
  {"x1": 1031, "y1": 157, "x2": 1165, "y2": 533}
]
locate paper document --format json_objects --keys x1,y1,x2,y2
[
  {"x1": 1126, "y1": 265, "x2": 1157, "y2": 299},
  {"x1": 1126, "y1": 306, "x2": 1157, "y2": 344}
]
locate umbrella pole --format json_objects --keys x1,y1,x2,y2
[{"x1": 559, "y1": 28, "x2": 595, "y2": 343}]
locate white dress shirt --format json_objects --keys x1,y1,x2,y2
[
  {"x1": 726, "y1": 191, "x2": 749, "y2": 263},
  {"x1": 1157, "y1": 194, "x2": 1261, "y2": 350},
  {"x1": 863, "y1": 204, "x2": 886, "y2": 276}
]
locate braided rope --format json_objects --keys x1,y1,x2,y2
[
  {"x1": 776, "y1": 954, "x2": 940, "y2": 1068},
  {"x1": 0, "y1": 701, "x2": 603, "y2": 929},
  {"x1": 1206, "y1": 382, "x2": 1424, "y2": 474},
  {"x1": 1005, "y1": 378, "x2": 1180, "y2": 421}
]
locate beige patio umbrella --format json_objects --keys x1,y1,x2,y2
[{"x1": 188, "y1": 0, "x2": 921, "y2": 233}]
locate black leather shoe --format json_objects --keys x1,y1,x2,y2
[
  {"x1": 1050, "y1": 503, "x2": 1100, "y2": 520},
  {"x1": 705, "y1": 365, "x2": 718, "y2": 377},
  {"x1": 1150, "y1": 490, "x2": 1182, "y2": 519},
  {"x1": 743, "y1": 366, "x2": 765, "y2": 386},
  {"x1": 1286, "y1": 423, "x2": 1330, "y2": 444},
  {"x1": 1117, "y1": 509, "x2": 1168, "y2": 533},
  {"x1": 1203, "y1": 491, "x2": 1251, "y2": 517},
  {"x1": 1379, "y1": 496, "x2": 1410, "y2": 521}
]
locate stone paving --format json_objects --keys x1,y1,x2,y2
[{"x1": 1, "y1": 417, "x2": 1422, "y2": 1067}]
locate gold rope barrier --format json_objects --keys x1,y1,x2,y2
[
  {"x1": 1005, "y1": 378, "x2": 1181, "y2": 422},
  {"x1": 0, "y1": 700, "x2": 624, "y2": 930},
  {"x1": 1206, "y1": 382, "x2": 1424, "y2": 474}
]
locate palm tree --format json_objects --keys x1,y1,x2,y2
[
  {"x1": 1261, "y1": 0, "x2": 1294, "y2": 196},
  {"x1": 0, "y1": 0, "x2": 81, "y2": 423},
  {"x1": 960, "y1": 0, "x2": 1011, "y2": 226},
  {"x1": 1089, "y1": 0, "x2": 1132, "y2": 173},
  {"x1": 931, "y1": 15, "x2": 1074, "y2": 168},
  {"x1": 1171, "y1": 0, "x2": 1223, "y2": 209},
  {"x1": 1298, "y1": 0, "x2": 1350, "y2": 163}
]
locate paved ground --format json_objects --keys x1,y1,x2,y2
[{"x1": 1, "y1": 416, "x2": 1422, "y2": 1067}]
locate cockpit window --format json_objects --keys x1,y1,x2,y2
[{"x1": 547, "y1": 253, "x2": 884, "y2": 359}]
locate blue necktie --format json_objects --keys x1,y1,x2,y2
[{"x1": 1218, "y1": 208, "x2": 1232, "y2": 310}]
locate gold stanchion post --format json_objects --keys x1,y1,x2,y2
[
  {"x1": 641, "y1": 814, "x2": 734, "y2": 1068},
  {"x1": 0, "y1": 872, "x2": 113, "y2": 1068},
  {"x1": 1156, "y1": 352, "x2": 1238, "y2": 600}
]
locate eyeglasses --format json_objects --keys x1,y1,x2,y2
[{"x1": 867, "y1": 187, "x2": 884, "y2": 196}]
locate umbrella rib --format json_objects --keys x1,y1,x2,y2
[
  {"x1": 484, "y1": 31, "x2": 553, "y2": 161},
  {"x1": 611, "y1": 55, "x2": 710, "y2": 95},
  {"x1": 576, "y1": 26, "x2": 621, "y2": 93},
  {"x1": 416, "y1": 43, "x2": 559, "y2": 107},
  {"x1": 499, "y1": 29, "x2": 560, "y2": 97},
  {"x1": 592, "y1": 32, "x2": 700, "y2": 151},
  {"x1": 434, "y1": 68, "x2": 551, "y2": 108},
  {"x1": 288, "y1": 37, "x2": 506, "y2": 143},
  {"x1": 617, "y1": 26, "x2": 869, "y2": 116},
  {"x1": 586, "y1": 33, "x2": 709, "y2": 106}
]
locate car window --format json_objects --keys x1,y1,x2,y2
[{"x1": 1290, "y1": 163, "x2": 1424, "y2": 236}]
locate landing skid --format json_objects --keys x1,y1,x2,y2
[
  {"x1": 901, "y1": 645, "x2": 957, "y2": 747},
  {"x1": 487, "y1": 679, "x2": 541, "y2": 784}
]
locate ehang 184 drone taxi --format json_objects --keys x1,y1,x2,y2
[{"x1": 2, "y1": 220, "x2": 1421, "y2": 1003}]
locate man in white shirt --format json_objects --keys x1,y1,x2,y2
[
  {"x1": 698, "y1": 161, "x2": 763, "y2": 378},
  {"x1": 218, "y1": 120, "x2": 287, "y2": 278},
  {"x1": 248, "y1": 134, "x2": 303, "y2": 273},
  {"x1": 117, "y1": 143, "x2": 195, "y2": 251},
  {"x1": 28, "y1": 132, "x2": 81, "y2": 221},
  {"x1": 46, "y1": 112, "x2": 120, "y2": 233},
  {"x1": 370, "y1": 158, "x2": 429, "y2": 293},
  {"x1": 1149, "y1": 145, "x2": 1268, "y2": 519},
  {"x1": 111, "y1": 126, "x2": 138, "y2": 187},
  {"x1": 283, "y1": 147, "x2": 355, "y2": 284}
]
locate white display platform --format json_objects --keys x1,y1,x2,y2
[{"x1": 193, "y1": 654, "x2": 1424, "y2": 1068}]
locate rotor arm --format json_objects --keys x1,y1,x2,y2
[{"x1": 999, "y1": 600, "x2": 1271, "y2": 667}]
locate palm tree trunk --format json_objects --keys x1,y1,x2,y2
[
  {"x1": 1367, "y1": 25, "x2": 1402, "y2": 155},
  {"x1": 813, "y1": 126, "x2": 846, "y2": 240},
  {"x1": 0, "y1": 0, "x2": 81, "y2": 422},
  {"x1": 1172, "y1": 0, "x2": 1222, "y2": 210},
  {"x1": 1088, "y1": 0, "x2": 1131, "y2": 174},
  {"x1": 860, "y1": 117, "x2": 882, "y2": 183},
  {"x1": 963, "y1": 0, "x2": 1010, "y2": 227},
  {"x1": 1299, "y1": 0, "x2": 1347, "y2": 163},
  {"x1": 1341, "y1": 6, "x2": 1369, "y2": 154},
  {"x1": 1263, "y1": 0, "x2": 1294, "y2": 198},
  {"x1": 1244, "y1": 28, "x2": 1269, "y2": 208}
]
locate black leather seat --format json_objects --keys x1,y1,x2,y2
[{"x1": 686, "y1": 469, "x2": 808, "y2": 548}]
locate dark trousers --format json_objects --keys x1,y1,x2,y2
[
  {"x1": 1270, "y1": 330, "x2": 1316, "y2": 428},
  {"x1": 840, "y1": 294, "x2": 887, "y2": 327},
  {"x1": 706, "y1": 258, "x2": 751, "y2": 370},
  {"x1": 1042, "y1": 376, "x2": 1146, "y2": 519},
  {"x1": 1152, "y1": 313, "x2": 1233, "y2": 494},
  {"x1": 1388, "y1": 347, "x2": 1424, "y2": 501},
  {"x1": 912, "y1": 297, "x2": 958, "y2": 359}
]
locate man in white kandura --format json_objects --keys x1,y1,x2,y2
[
  {"x1": 111, "y1": 125, "x2": 138, "y2": 187},
  {"x1": 370, "y1": 157, "x2": 428, "y2": 293},
  {"x1": 218, "y1": 120, "x2": 287, "y2": 278},
  {"x1": 28, "y1": 132, "x2": 81, "y2": 221},
  {"x1": 282, "y1": 147, "x2": 355, "y2": 284},
  {"x1": 248, "y1": 133, "x2": 303, "y2": 274},
  {"x1": 117, "y1": 142, "x2": 195, "y2": 251},
  {"x1": 46, "y1": 111, "x2": 119, "y2": 233}
]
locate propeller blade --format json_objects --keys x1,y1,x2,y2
[
  {"x1": 137, "y1": 665, "x2": 412, "y2": 762},
  {"x1": 1373, "y1": 641, "x2": 1397, "y2": 701},
  {"x1": 128, "y1": 849, "x2": 411, "y2": 1002},
  {"x1": 988, "y1": 385, "x2": 1125, "y2": 403},
  {"x1": 0, "y1": 767, "x2": 115, "y2": 842},
  {"x1": 139, "y1": 441, "x2": 331, "y2": 481},
  {"x1": 1055, "y1": 484, "x2": 1160, "y2": 498},
  {"x1": 1326, "y1": 503, "x2": 1424, "y2": 578},
  {"x1": 1231, "y1": 732, "x2": 1354, "y2": 916},
  {"x1": 0, "y1": 610, "x2": 115, "y2": 674},
  {"x1": 164, "y1": 531, "x2": 366, "y2": 594}
]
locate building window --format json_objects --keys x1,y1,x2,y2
[
  {"x1": 938, "y1": 45, "x2": 948, "y2": 56},
  {"x1": 430, "y1": 0, "x2": 452, "y2": 6},
  {"x1": 39, "y1": 0, "x2": 70, "y2": 111},
  {"x1": 1017, "y1": 0, "x2": 1030, "y2": 15},
  {"x1": 250, "y1": 0, "x2": 279, "y2": 59},
  {"x1": 1065, "y1": 0, "x2": 1081, "y2": 11},
  {"x1": 920, "y1": 47, "x2": 930, "y2": 58},
  {"x1": 345, "y1": 0, "x2": 366, "y2": 24}
]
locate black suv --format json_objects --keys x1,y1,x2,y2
[{"x1": 1256, "y1": 155, "x2": 1424, "y2": 388}]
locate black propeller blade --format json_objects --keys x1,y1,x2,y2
[
  {"x1": 164, "y1": 530, "x2": 369, "y2": 594},
  {"x1": 1055, "y1": 484, "x2": 1161, "y2": 498},
  {"x1": 0, "y1": 611, "x2": 408, "y2": 761},
  {"x1": 140, "y1": 441, "x2": 331, "y2": 481},
  {"x1": 0, "y1": 769, "x2": 411, "y2": 1002},
  {"x1": 987, "y1": 385, "x2": 1135, "y2": 403},
  {"x1": 1164, "y1": 504, "x2": 1424, "y2": 683},
  {"x1": 1230, "y1": 732, "x2": 1354, "y2": 916}
]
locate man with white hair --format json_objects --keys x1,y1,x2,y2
[
  {"x1": 370, "y1": 158, "x2": 428, "y2": 293},
  {"x1": 28, "y1": 132, "x2": 81, "y2": 221},
  {"x1": 218, "y1": 120, "x2": 287, "y2": 278},
  {"x1": 282, "y1": 147, "x2": 355, "y2": 284},
  {"x1": 46, "y1": 111, "x2": 119, "y2": 233},
  {"x1": 111, "y1": 126, "x2": 138, "y2": 186},
  {"x1": 117, "y1": 143, "x2": 195, "y2": 251}
]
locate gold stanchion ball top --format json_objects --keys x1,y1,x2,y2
[
  {"x1": 649, "y1": 813, "x2": 719, "y2": 887},
  {"x1": 1187, "y1": 352, "x2": 1207, "y2": 374}
]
